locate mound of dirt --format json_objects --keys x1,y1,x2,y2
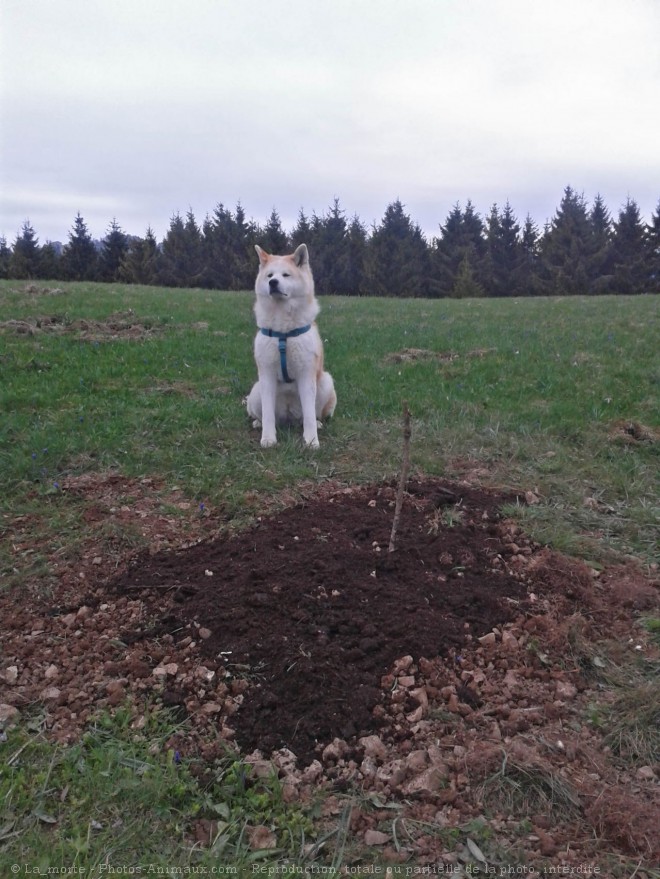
[{"x1": 114, "y1": 479, "x2": 533, "y2": 763}]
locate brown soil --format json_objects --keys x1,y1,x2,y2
[
  {"x1": 1, "y1": 473, "x2": 658, "y2": 870},
  {"x1": 608, "y1": 419, "x2": 660, "y2": 445},
  {"x1": 0, "y1": 310, "x2": 159, "y2": 341},
  {"x1": 383, "y1": 347, "x2": 496, "y2": 365}
]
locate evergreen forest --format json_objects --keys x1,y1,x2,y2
[{"x1": 3, "y1": 187, "x2": 659, "y2": 297}]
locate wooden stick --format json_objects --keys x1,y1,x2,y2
[{"x1": 388, "y1": 402, "x2": 411, "y2": 553}]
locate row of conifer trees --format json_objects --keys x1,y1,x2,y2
[{"x1": 3, "y1": 187, "x2": 659, "y2": 296}]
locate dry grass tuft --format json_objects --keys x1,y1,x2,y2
[
  {"x1": 604, "y1": 680, "x2": 660, "y2": 767},
  {"x1": 476, "y1": 753, "x2": 582, "y2": 821}
]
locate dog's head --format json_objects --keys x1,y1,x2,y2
[{"x1": 254, "y1": 243, "x2": 313, "y2": 302}]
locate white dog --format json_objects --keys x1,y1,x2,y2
[{"x1": 246, "y1": 243, "x2": 336, "y2": 448}]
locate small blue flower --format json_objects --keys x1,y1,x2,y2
[{"x1": 174, "y1": 750, "x2": 181, "y2": 764}]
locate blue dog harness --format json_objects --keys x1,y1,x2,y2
[{"x1": 259, "y1": 324, "x2": 312, "y2": 383}]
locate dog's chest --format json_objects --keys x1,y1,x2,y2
[{"x1": 254, "y1": 331, "x2": 317, "y2": 382}]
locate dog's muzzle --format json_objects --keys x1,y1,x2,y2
[{"x1": 269, "y1": 279, "x2": 283, "y2": 295}]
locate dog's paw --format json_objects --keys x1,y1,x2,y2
[
  {"x1": 316, "y1": 420, "x2": 323, "y2": 430},
  {"x1": 260, "y1": 436, "x2": 277, "y2": 448},
  {"x1": 252, "y1": 419, "x2": 262, "y2": 430},
  {"x1": 304, "y1": 436, "x2": 320, "y2": 450}
]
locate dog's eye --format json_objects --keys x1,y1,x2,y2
[
  {"x1": 282, "y1": 273, "x2": 290, "y2": 278},
  {"x1": 267, "y1": 272, "x2": 273, "y2": 278}
]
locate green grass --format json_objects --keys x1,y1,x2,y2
[
  {"x1": 1, "y1": 281, "x2": 658, "y2": 564},
  {"x1": 642, "y1": 616, "x2": 660, "y2": 647},
  {"x1": 0, "y1": 707, "x2": 322, "y2": 872}
]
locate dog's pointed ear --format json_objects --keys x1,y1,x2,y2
[
  {"x1": 255, "y1": 245, "x2": 270, "y2": 265},
  {"x1": 292, "y1": 243, "x2": 309, "y2": 267}
]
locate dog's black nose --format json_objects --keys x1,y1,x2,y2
[{"x1": 269, "y1": 278, "x2": 280, "y2": 293}]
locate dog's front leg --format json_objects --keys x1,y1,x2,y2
[
  {"x1": 298, "y1": 376, "x2": 319, "y2": 449},
  {"x1": 258, "y1": 373, "x2": 278, "y2": 447}
]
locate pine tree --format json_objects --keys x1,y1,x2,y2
[
  {"x1": 201, "y1": 203, "x2": 254, "y2": 290},
  {"x1": 515, "y1": 215, "x2": 545, "y2": 295},
  {"x1": 98, "y1": 218, "x2": 129, "y2": 282},
  {"x1": 231, "y1": 202, "x2": 257, "y2": 289},
  {"x1": 9, "y1": 221, "x2": 40, "y2": 279},
  {"x1": 430, "y1": 203, "x2": 462, "y2": 296},
  {"x1": 312, "y1": 199, "x2": 351, "y2": 294},
  {"x1": 589, "y1": 193, "x2": 614, "y2": 291},
  {"x1": 183, "y1": 210, "x2": 204, "y2": 285},
  {"x1": 364, "y1": 199, "x2": 430, "y2": 296},
  {"x1": 199, "y1": 215, "x2": 216, "y2": 289},
  {"x1": 482, "y1": 204, "x2": 501, "y2": 296},
  {"x1": 462, "y1": 201, "x2": 487, "y2": 262},
  {"x1": 645, "y1": 200, "x2": 660, "y2": 294},
  {"x1": 159, "y1": 213, "x2": 191, "y2": 287},
  {"x1": 431, "y1": 201, "x2": 485, "y2": 297},
  {"x1": 62, "y1": 213, "x2": 98, "y2": 281},
  {"x1": 540, "y1": 186, "x2": 594, "y2": 295},
  {"x1": 0, "y1": 236, "x2": 10, "y2": 279},
  {"x1": 483, "y1": 202, "x2": 522, "y2": 296},
  {"x1": 120, "y1": 227, "x2": 160, "y2": 285},
  {"x1": 345, "y1": 214, "x2": 368, "y2": 295},
  {"x1": 38, "y1": 242, "x2": 61, "y2": 280},
  {"x1": 202, "y1": 206, "x2": 230, "y2": 289},
  {"x1": 260, "y1": 208, "x2": 289, "y2": 255},
  {"x1": 452, "y1": 252, "x2": 484, "y2": 298},
  {"x1": 610, "y1": 198, "x2": 649, "y2": 294},
  {"x1": 309, "y1": 212, "x2": 324, "y2": 257},
  {"x1": 290, "y1": 208, "x2": 313, "y2": 249},
  {"x1": 499, "y1": 202, "x2": 523, "y2": 292}
]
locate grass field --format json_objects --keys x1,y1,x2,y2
[
  {"x1": 2, "y1": 281, "x2": 658, "y2": 563},
  {"x1": 1, "y1": 280, "x2": 658, "y2": 873}
]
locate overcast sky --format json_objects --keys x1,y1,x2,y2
[{"x1": 1, "y1": 0, "x2": 659, "y2": 245}]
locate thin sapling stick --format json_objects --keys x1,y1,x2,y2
[{"x1": 388, "y1": 402, "x2": 411, "y2": 553}]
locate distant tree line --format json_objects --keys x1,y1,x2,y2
[{"x1": 2, "y1": 187, "x2": 659, "y2": 296}]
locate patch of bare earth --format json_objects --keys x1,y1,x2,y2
[
  {"x1": 1, "y1": 475, "x2": 658, "y2": 871},
  {"x1": 608, "y1": 419, "x2": 660, "y2": 445},
  {"x1": 0, "y1": 311, "x2": 159, "y2": 341},
  {"x1": 383, "y1": 347, "x2": 497, "y2": 365},
  {"x1": 6, "y1": 283, "x2": 67, "y2": 297}
]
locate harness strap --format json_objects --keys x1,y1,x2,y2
[{"x1": 259, "y1": 324, "x2": 312, "y2": 383}]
